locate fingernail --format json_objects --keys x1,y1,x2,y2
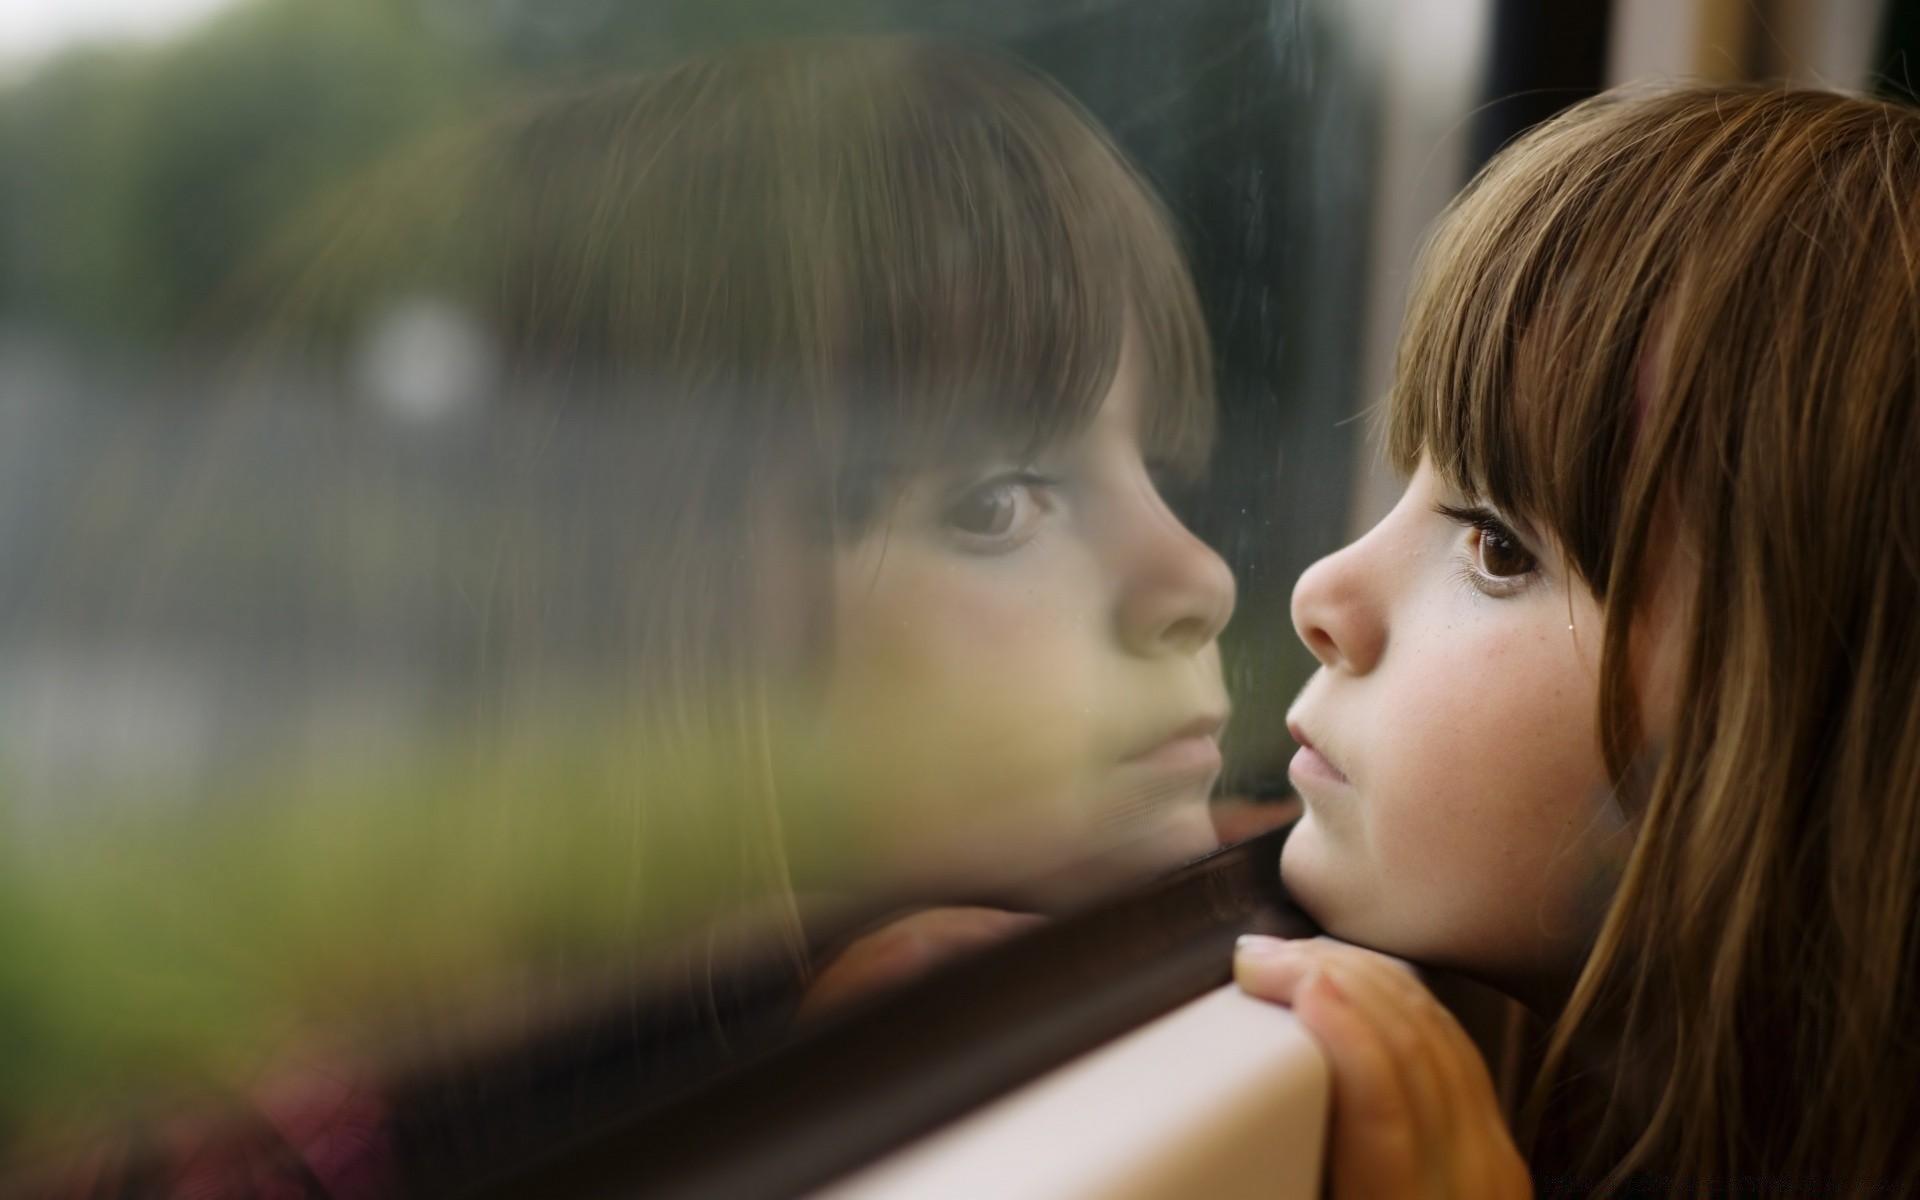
[{"x1": 1235, "y1": 934, "x2": 1289, "y2": 959}]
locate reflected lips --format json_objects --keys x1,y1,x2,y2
[
  {"x1": 1287, "y1": 720, "x2": 1348, "y2": 786},
  {"x1": 1126, "y1": 734, "x2": 1222, "y2": 772},
  {"x1": 1124, "y1": 715, "x2": 1226, "y2": 772}
]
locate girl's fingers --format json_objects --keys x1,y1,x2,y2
[
  {"x1": 1234, "y1": 936, "x2": 1531, "y2": 1199},
  {"x1": 1290, "y1": 966, "x2": 1427, "y2": 1198},
  {"x1": 1232, "y1": 934, "x2": 1318, "y2": 1003},
  {"x1": 1318, "y1": 956, "x2": 1459, "y2": 1152},
  {"x1": 1246, "y1": 937, "x2": 1504, "y2": 1115},
  {"x1": 1326, "y1": 946, "x2": 1506, "y2": 1136},
  {"x1": 1322, "y1": 943, "x2": 1505, "y2": 1114},
  {"x1": 1332, "y1": 957, "x2": 1528, "y2": 1198}
]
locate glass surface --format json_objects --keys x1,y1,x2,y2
[{"x1": 0, "y1": 0, "x2": 1379, "y2": 1190}]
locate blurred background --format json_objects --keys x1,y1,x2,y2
[{"x1": 0, "y1": 0, "x2": 1916, "y2": 1192}]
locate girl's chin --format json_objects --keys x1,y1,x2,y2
[{"x1": 1276, "y1": 818, "x2": 1346, "y2": 923}]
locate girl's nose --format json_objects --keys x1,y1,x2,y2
[
  {"x1": 1291, "y1": 536, "x2": 1385, "y2": 675},
  {"x1": 1115, "y1": 502, "x2": 1237, "y2": 657}
]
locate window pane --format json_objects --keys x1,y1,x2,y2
[{"x1": 0, "y1": 0, "x2": 1391, "y2": 1190}]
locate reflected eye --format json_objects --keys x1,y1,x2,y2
[
  {"x1": 943, "y1": 472, "x2": 1056, "y2": 551},
  {"x1": 948, "y1": 482, "x2": 1021, "y2": 536}
]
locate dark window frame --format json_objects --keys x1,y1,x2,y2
[{"x1": 469, "y1": 823, "x2": 1311, "y2": 1200}]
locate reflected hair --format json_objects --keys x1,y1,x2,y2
[
  {"x1": 250, "y1": 35, "x2": 1212, "y2": 669},
  {"x1": 1392, "y1": 86, "x2": 1920, "y2": 1193}
]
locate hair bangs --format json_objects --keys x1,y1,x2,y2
[
  {"x1": 1388, "y1": 92, "x2": 1731, "y2": 594},
  {"x1": 1386, "y1": 166, "x2": 1551, "y2": 522},
  {"x1": 818, "y1": 38, "x2": 1212, "y2": 486}
]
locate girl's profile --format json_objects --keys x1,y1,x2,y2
[{"x1": 1239, "y1": 84, "x2": 1920, "y2": 1196}]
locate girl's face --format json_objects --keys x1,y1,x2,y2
[
  {"x1": 1280, "y1": 458, "x2": 1645, "y2": 1006},
  {"x1": 820, "y1": 345, "x2": 1236, "y2": 894}
]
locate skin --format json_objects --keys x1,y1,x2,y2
[
  {"x1": 818, "y1": 340, "x2": 1237, "y2": 900},
  {"x1": 1239, "y1": 455, "x2": 1694, "y2": 1197},
  {"x1": 1280, "y1": 458, "x2": 1631, "y2": 1008},
  {"x1": 798, "y1": 342, "x2": 1234, "y2": 1006}
]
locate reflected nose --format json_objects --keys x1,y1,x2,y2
[
  {"x1": 1116, "y1": 500, "x2": 1237, "y2": 657},
  {"x1": 1290, "y1": 534, "x2": 1385, "y2": 675}
]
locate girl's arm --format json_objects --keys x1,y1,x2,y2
[{"x1": 1234, "y1": 935, "x2": 1530, "y2": 1200}]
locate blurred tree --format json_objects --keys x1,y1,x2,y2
[{"x1": 1, "y1": 0, "x2": 480, "y2": 345}]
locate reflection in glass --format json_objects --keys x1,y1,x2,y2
[
  {"x1": 0, "y1": 5, "x2": 1376, "y2": 1193},
  {"x1": 4, "y1": 33, "x2": 1211, "y2": 1189}
]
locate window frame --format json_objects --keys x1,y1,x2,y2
[{"x1": 469, "y1": 824, "x2": 1312, "y2": 1199}]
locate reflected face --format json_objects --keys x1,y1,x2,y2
[
  {"x1": 1281, "y1": 459, "x2": 1635, "y2": 1004},
  {"x1": 821, "y1": 346, "x2": 1235, "y2": 892}
]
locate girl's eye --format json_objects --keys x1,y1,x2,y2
[
  {"x1": 1436, "y1": 503, "x2": 1541, "y2": 595},
  {"x1": 1474, "y1": 523, "x2": 1536, "y2": 579},
  {"x1": 943, "y1": 472, "x2": 1056, "y2": 550}
]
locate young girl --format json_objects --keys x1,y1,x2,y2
[
  {"x1": 21, "y1": 35, "x2": 1238, "y2": 1195},
  {"x1": 1236, "y1": 85, "x2": 1920, "y2": 1195}
]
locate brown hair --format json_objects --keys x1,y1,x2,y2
[{"x1": 1392, "y1": 86, "x2": 1920, "y2": 1193}]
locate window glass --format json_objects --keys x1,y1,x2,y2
[{"x1": 0, "y1": 0, "x2": 1384, "y2": 1189}]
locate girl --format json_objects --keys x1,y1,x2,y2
[
  {"x1": 20, "y1": 35, "x2": 1238, "y2": 1195},
  {"x1": 1237, "y1": 85, "x2": 1920, "y2": 1196}
]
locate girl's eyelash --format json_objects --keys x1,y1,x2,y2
[{"x1": 1447, "y1": 559, "x2": 1514, "y2": 600}]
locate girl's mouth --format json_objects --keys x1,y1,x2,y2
[{"x1": 1286, "y1": 720, "x2": 1350, "y2": 786}]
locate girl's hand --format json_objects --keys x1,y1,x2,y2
[{"x1": 1234, "y1": 935, "x2": 1530, "y2": 1200}]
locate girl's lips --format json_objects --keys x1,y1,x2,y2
[
  {"x1": 1289, "y1": 744, "x2": 1349, "y2": 786},
  {"x1": 1286, "y1": 719, "x2": 1349, "y2": 786}
]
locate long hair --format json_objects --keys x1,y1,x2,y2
[{"x1": 1391, "y1": 86, "x2": 1920, "y2": 1193}]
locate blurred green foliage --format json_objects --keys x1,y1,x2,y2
[
  {"x1": 0, "y1": 716, "x2": 860, "y2": 1145},
  {"x1": 3, "y1": 0, "x2": 476, "y2": 343}
]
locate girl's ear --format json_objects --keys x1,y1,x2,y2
[{"x1": 1624, "y1": 505, "x2": 1695, "y2": 747}]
